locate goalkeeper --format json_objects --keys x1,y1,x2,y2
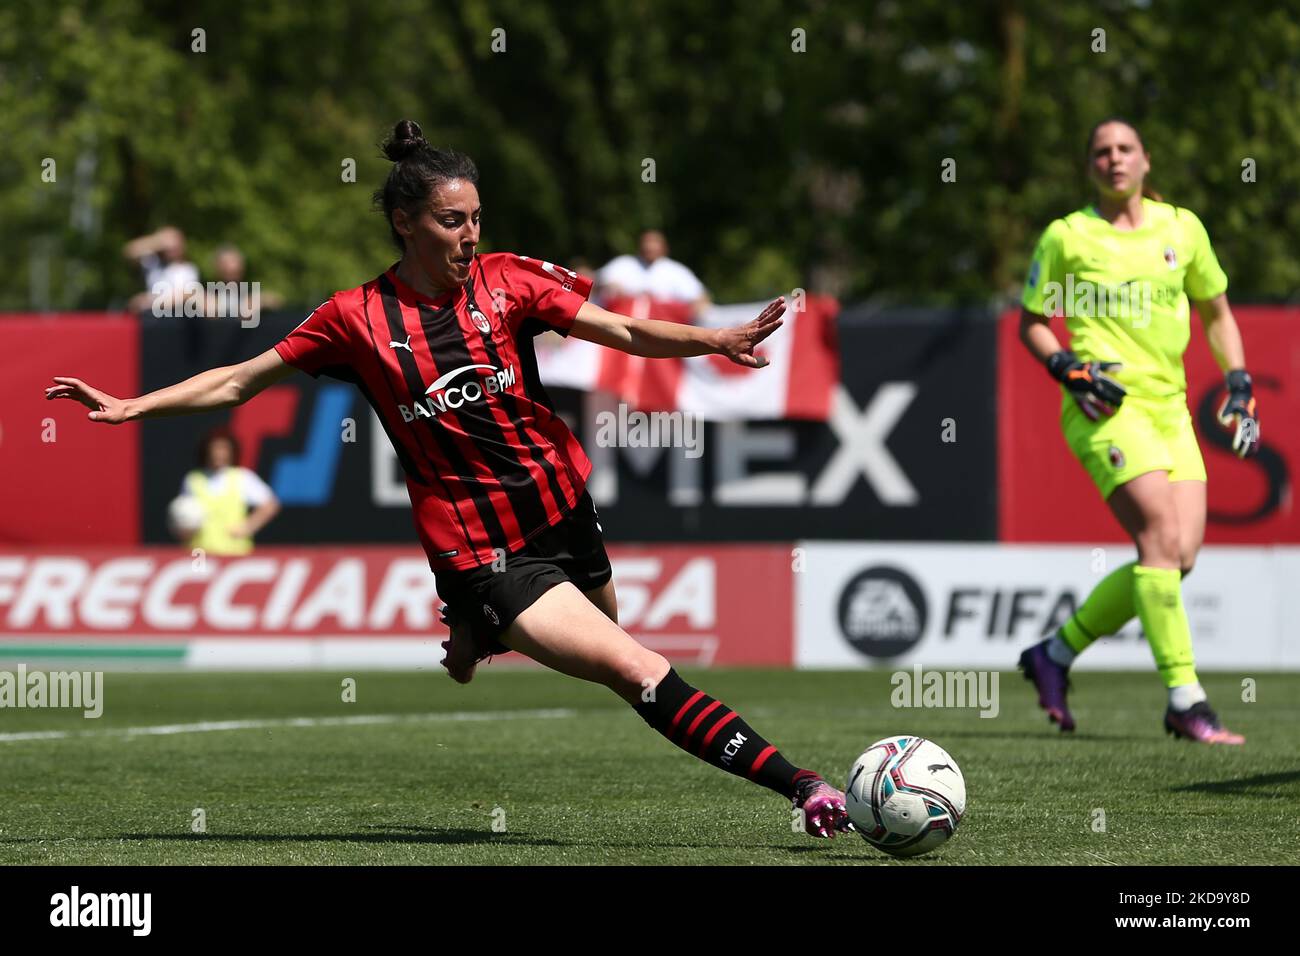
[{"x1": 1017, "y1": 118, "x2": 1257, "y2": 746}]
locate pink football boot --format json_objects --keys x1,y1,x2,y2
[
  {"x1": 1164, "y1": 702, "x2": 1245, "y2": 745},
  {"x1": 793, "y1": 776, "x2": 854, "y2": 839}
]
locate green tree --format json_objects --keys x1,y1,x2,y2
[{"x1": 1, "y1": 0, "x2": 1296, "y2": 312}]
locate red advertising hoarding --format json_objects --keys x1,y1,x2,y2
[
  {"x1": 0, "y1": 316, "x2": 141, "y2": 546},
  {"x1": 998, "y1": 306, "x2": 1299, "y2": 543},
  {"x1": 0, "y1": 544, "x2": 795, "y2": 666}
]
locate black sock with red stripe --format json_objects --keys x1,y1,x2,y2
[{"x1": 633, "y1": 668, "x2": 820, "y2": 798}]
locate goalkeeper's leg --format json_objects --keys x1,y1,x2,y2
[
  {"x1": 1047, "y1": 421, "x2": 1209, "y2": 668},
  {"x1": 1170, "y1": 479, "x2": 1206, "y2": 578},
  {"x1": 1110, "y1": 472, "x2": 1242, "y2": 743},
  {"x1": 1022, "y1": 478, "x2": 1213, "y2": 733},
  {"x1": 1019, "y1": 558, "x2": 1135, "y2": 731}
]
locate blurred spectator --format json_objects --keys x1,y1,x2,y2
[
  {"x1": 567, "y1": 256, "x2": 596, "y2": 282},
  {"x1": 171, "y1": 426, "x2": 280, "y2": 555},
  {"x1": 123, "y1": 226, "x2": 198, "y2": 314},
  {"x1": 206, "y1": 243, "x2": 283, "y2": 317},
  {"x1": 596, "y1": 229, "x2": 711, "y2": 318},
  {"x1": 212, "y1": 243, "x2": 245, "y2": 283}
]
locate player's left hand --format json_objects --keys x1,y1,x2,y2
[
  {"x1": 1217, "y1": 369, "x2": 1260, "y2": 458},
  {"x1": 715, "y1": 296, "x2": 785, "y2": 368}
]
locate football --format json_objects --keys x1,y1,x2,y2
[
  {"x1": 167, "y1": 495, "x2": 206, "y2": 536},
  {"x1": 845, "y1": 735, "x2": 966, "y2": 857}
]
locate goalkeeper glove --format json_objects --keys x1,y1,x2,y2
[
  {"x1": 1046, "y1": 350, "x2": 1127, "y2": 422},
  {"x1": 1217, "y1": 369, "x2": 1260, "y2": 458}
]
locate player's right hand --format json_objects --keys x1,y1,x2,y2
[
  {"x1": 1046, "y1": 350, "x2": 1126, "y2": 422},
  {"x1": 43, "y1": 377, "x2": 131, "y2": 424}
]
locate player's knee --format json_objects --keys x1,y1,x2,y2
[
  {"x1": 1137, "y1": 517, "x2": 1180, "y2": 565},
  {"x1": 610, "y1": 650, "x2": 670, "y2": 702},
  {"x1": 1179, "y1": 537, "x2": 1202, "y2": 578}
]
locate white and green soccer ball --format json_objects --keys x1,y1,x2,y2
[
  {"x1": 845, "y1": 735, "x2": 966, "y2": 857},
  {"x1": 167, "y1": 495, "x2": 206, "y2": 535}
]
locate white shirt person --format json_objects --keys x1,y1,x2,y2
[{"x1": 596, "y1": 229, "x2": 711, "y2": 318}]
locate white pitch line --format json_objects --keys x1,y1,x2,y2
[{"x1": 0, "y1": 707, "x2": 578, "y2": 743}]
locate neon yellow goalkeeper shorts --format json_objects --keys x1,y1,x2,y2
[{"x1": 1059, "y1": 390, "x2": 1207, "y2": 499}]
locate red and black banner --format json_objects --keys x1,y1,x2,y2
[
  {"x1": 137, "y1": 308, "x2": 1001, "y2": 546},
  {"x1": 3, "y1": 306, "x2": 1295, "y2": 547},
  {"x1": 998, "y1": 306, "x2": 1299, "y2": 544}
]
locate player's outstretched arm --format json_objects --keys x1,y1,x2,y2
[
  {"x1": 43, "y1": 347, "x2": 296, "y2": 424},
  {"x1": 569, "y1": 297, "x2": 785, "y2": 367}
]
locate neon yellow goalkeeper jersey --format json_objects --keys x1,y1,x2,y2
[{"x1": 1021, "y1": 199, "x2": 1228, "y2": 397}]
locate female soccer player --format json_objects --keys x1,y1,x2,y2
[
  {"x1": 1017, "y1": 117, "x2": 1258, "y2": 745},
  {"x1": 44, "y1": 120, "x2": 852, "y2": 837}
]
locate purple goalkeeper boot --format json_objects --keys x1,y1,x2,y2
[{"x1": 1018, "y1": 639, "x2": 1076, "y2": 732}]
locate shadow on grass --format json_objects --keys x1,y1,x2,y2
[
  {"x1": 0, "y1": 816, "x2": 888, "y2": 855},
  {"x1": 0, "y1": 827, "x2": 865, "y2": 854},
  {"x1": 0, "y1": 828, "x2": 563, "y2": 847},
  {"x1": 1170, "y1": 769, "x2": 1300, "y2": 796},
  {"x1": 932, "y1": 729, "x2": 1144, "y2": 743}
]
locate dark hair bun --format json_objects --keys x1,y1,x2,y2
[
  {"x1": 382, "y1": 119, "x2": 427, "y2": 162},
  {"x1": 373, "y1": 124, "x2": 479, "y2": 252}
]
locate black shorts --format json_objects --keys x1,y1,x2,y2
[{"x1": 433, "y1": 492, "x2": 612, "y2": 657}]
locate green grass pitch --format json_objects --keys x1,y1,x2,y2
[{"x1": 1, "y1": 668, "x2": 1296, "y2": 865}]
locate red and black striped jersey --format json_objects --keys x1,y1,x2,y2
[{"x1": 273, "y1": 253, "x2": 593, "y2": 571}]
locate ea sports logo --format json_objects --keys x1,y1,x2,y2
[{"x1": 836, "y1": 566, "x2": 927, "y2": 659}]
